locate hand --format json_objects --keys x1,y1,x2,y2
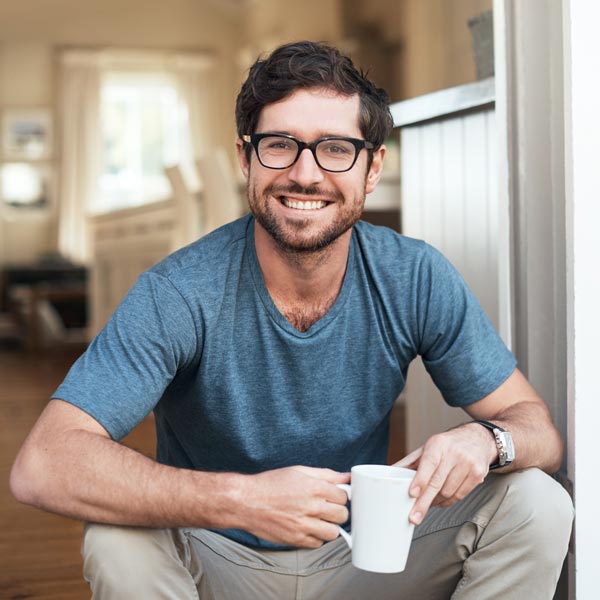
[
  {"x1": 394, "y1": 423, "x2": 497, "y2": 525},
  {"x1": 237, "y1": 466, "x2": 350, "y2": 548}
]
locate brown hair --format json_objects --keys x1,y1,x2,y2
[{"x1": 235, "y1": 41, "x2": 393, "y2": 162}]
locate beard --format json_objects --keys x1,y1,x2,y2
[{"x1": 247, "y1": 181, "x2": 366, "y2": 254}]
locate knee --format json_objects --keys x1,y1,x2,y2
[
  {"x1": 82, "y1": 523, "x2": 181, "y2": 593},
  {"x1": 496, "y1": 469, "x2": 573, "y2": 558}
]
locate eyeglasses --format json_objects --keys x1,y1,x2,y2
[{"x1": 243, "y1": 133, "x2": 374, "y2": 173}]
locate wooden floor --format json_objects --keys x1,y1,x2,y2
[
  {"x1": 0, "y1": 345, "x2": 405, "y2": 599},
  {"x1": 0, "y1": 346, "x2": 156, "y2": 600}
]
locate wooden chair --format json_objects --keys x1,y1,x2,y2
[
  {"x1": 164, "y1": 164, "x2": 202, "y2": 249},
  {"x1": 195, "y1": 148, "x2": 244, "y2": 233}
]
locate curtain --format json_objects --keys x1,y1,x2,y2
[
  {"x1": 172, "y1": 53, "x2": 242, "y2": 233},
  {"x1": 57, "y1": 51, "x2": 102, "y2": 263},
  {"x1": 171, "y1": 53, "x2": 218, "y2": 191}
]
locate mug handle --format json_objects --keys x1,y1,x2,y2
[{"x1": 336, "y1": 483, "x2": 352, "y2": 549}]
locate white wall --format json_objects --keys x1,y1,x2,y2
[{"x1": 401, "y1": 106, "x2": 500, "y2": 449}]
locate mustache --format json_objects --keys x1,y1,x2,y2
[{"x1": 263, "y1": 183, "x2": 344, "y2": 203}]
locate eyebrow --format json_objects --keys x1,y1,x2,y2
[{"x1": 256, "y1": 130, "x2": 361, "y2": 140}]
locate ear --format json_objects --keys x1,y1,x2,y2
[
  {"x1": 365, "y1": 145, "x2": 386, "y2": 194},
  {"x1": 236, "y1": 138, "x2": 250, "y2": 179}
]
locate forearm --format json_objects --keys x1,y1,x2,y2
[
  {"x1": 11, "y1": 427, "x2": 245, "y2": 529},
  {"x1": 11, "y1": 399, "x2": 351, "y2": 548},
  {"x1": 11, "y1": 428, "x2": 351, "y2": 547},
  {"x1": 464, "y1": 369, "x2": 564, "y2": 474},
  {"x1": 479, "y1": 400, "x2": 563, "y2": 474}
]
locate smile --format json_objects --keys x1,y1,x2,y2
[{"x1": 279, "y1": 197, "x2": 329, "y2": 210}]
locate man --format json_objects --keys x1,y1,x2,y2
[{"x1": 11, "y1": 41, "x2": 572, "y2": 599}]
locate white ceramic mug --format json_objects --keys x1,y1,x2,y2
[{"x1": 337, "y1": 464, "x2": 417, "y2": 573}]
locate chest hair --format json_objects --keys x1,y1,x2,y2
[{"x1": 272, "y1": 292, "x2": 339, "y2": 332}]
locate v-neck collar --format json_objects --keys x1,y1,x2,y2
[{"x1": 245, "y1": 217, "x2": 356, "y2": 338}]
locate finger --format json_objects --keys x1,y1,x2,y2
[
  {"x1": 407, "y1": 450, "x2": 439, "y2": 500},
  {"x1": 316, "y1": 520, "x2": 344, "y2": 543},
  {"x1": 293, "y1": 466, "x2": 350, "y2": 484},
  {"x1": 303, "y1": 518, "x2": 342, "y2": 546},
  {"x1": 296, "y1": 470, "x2": 349, "y2": 505},
  {"x1": 442, "y1": 466, "x2": 487, "y2": 505},
  {"x1": 394, "y1": 446, "x2": 424, "y2": 469},
  {"x1": 435, "y1": 464, "x2": 470, "y2": 503},
  {"x1": 433, "y1": 496, "x2": 454, "y2": 509},
  {"x1": 319, "y1": 500, "x2": 350, "y2": 525},
  {"x1": 409, "y1": 463, "x2": 451, "y2": 525},
  {"x1": 299, "y1": 534, "x2": 326, "y2": 549},
  {"x1": 320, "y1": 481, "x2": 351, "y2": 505}
]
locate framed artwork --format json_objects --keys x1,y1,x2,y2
[
  {"x1": 0, "y1": 162, "x2": 52, "y2": 210},
  {"x1": 1, "y1": 109, "x2": 53, "y2": 160}
]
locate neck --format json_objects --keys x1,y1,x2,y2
[{"x1": 253, "y1": 222, "x2": 352, "y2": 327}]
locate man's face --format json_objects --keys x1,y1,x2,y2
[{"x1": 237, "y1": 87, "x2": 385, "y2": 253}]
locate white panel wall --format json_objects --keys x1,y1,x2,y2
[{"x1": 401, "y1": 108, "x2": 499, "y2": 450}]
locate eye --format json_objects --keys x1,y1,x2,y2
[
  {"x1": 263, "y1": 137, "x2": 295, "y2": 151},
  {"x1": 330, "y1": 145, "x2": 350, "y2": 154},
  {"x1": 320, "y1": 140, "x2": 353, "y2": 155}
]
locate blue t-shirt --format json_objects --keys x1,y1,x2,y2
[{"x1": 53, "y1": 214, "x2": 516, "y2": 547}]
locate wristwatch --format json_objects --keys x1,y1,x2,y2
[{"x1": 474, "y1": 420, "x2": 515, "y2": 470}]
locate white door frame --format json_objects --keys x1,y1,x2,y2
[
  {"x1": 563, "y1": 1, "x2": 600, "y2": 597},
  {"x1": 494, "y1": 1, "x2": 600, "y2": 597}
]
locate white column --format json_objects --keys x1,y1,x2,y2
[{"x1": 563, "y1": 1, "x2": 600, "y2": 597}]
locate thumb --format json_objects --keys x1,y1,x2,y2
[{"x1": 394, "y1": 446, "x2": 424, "y2": 468}]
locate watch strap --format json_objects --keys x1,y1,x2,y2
[
  {"x1": 475, "y1": 419, "x2": 506, "y2": 433},
  {"x1": 474, "y1": 420, "x2": 510, "y2": 469}
]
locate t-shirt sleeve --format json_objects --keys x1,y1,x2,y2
[
  {"x1": 416, "y1": 244, "x2": 516, "y2": 407},
  {"x1": 52, "y1": 271, "x2": 199, "y2": 440}
]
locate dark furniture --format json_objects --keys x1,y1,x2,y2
[{"x1": 1, "y1": 261, "x2": 88, "y2": 350}]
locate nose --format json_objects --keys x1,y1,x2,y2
[{"x1": 287, "y1": 148, "x2": 325, "y2": 187}]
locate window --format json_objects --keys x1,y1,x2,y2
[{"x1": 98, "y1": 71, "x2": 190, "y2": 212}]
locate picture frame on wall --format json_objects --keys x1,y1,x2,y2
[
  {"x1": 0, "y1": 162, "x2": 53, "y2": 211},
  {"x1": 1, "y1": 109, "x2": 53, "y2": 160}
]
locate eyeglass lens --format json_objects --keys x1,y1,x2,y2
[{"x1": 257, "y1": 136, "x2": 357, "y2": 171}]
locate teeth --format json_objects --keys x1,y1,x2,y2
[{"x1": 282, "y1": 198, "x2": 327, "y2": 210}]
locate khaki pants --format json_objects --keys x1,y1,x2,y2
[{"x1": 82, "y1": 469, "x2": 573, "y2": 600}]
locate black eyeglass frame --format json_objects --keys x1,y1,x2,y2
[{"x1": 242, "y1": 133, "x2": 375, "y2": 173}]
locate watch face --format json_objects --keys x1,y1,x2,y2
[
  {"x1": 498, "y1": 431, "x2": 515, "y2": 462},
  {"x1": 476, "y1": 421, "x2": 514, "y2": 469}
]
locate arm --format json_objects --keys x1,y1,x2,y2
[
  {"x1": 10, "y1": 399, "x2": 349, "y2": 548},
  {"x1": 395, "y1": 368, "x2": 563, "y2": 524}
]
